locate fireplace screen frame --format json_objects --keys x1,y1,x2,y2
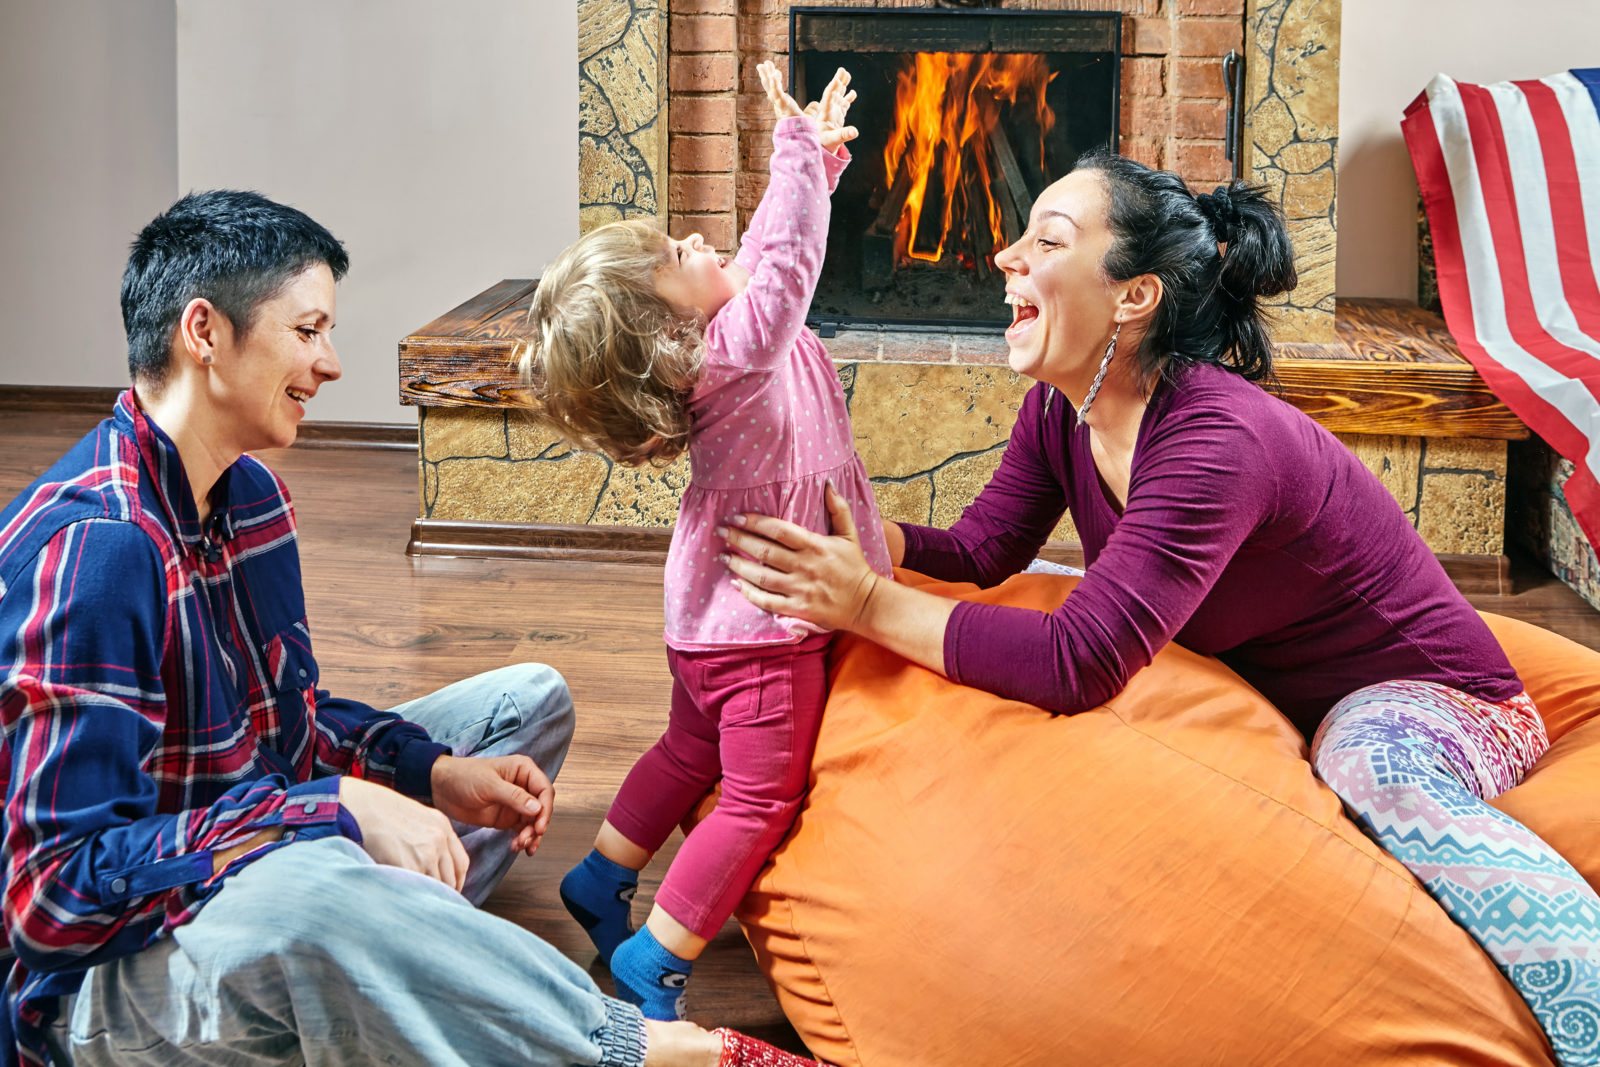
[{"x1": 788, "y1": 6, "x2": 1121, "y2": 334}]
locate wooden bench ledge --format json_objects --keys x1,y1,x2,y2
[
  {"x1": 397, "y1": 284, "x2": 1525, "y2": 441},
  {"x1": 1275, "y1": 298, "x2": 1525, "y2": 440}
]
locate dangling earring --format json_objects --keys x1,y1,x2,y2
[{"x1": 1077, "y1": 323, "x2": 1120, "y2": 426}]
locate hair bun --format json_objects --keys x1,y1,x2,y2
[{"x1": 1195, "y1": 186, "x2": 1238, "y2": 244}]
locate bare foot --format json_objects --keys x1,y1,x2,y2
[
  {"x1": 641, "y1": 1022, "x2": 827, "y2": 1067},
  {"x1": 641, "y1": 1020, "x2": 721, "y2": 1067}
]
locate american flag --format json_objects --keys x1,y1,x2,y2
[{"x1": 1403, "y1": 68, "x2": 1600, "y2": 555}]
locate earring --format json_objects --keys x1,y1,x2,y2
[
  {"x1": 201, "y1": 354, "x2": 213, "y2": 365},
  {"x1": 1077, "y1": 323, "x2": 1120, "y2": 426}
]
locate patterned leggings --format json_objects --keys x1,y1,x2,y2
[{"x1": 1312, "y1": 681, "x2": 1600, "y2": 1066}]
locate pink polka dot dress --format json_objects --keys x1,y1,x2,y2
[{"x1": 664, "y1": 117, "x2": 893, "y2": 651}]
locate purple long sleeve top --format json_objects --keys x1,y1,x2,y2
[{"x1": 901, "y1": 362, "x2": 1522, "y2": 738}]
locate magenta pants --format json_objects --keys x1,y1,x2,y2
[{"x1": 605, "y1": 634, "x2": 831, "y2": 941}]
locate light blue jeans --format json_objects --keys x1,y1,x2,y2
[{"x1": 48, "y1": 664, "x2": 649, "y2": 1067}]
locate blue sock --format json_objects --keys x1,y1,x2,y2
[
  {"x1": 559, "y1": 850, "x2": 638, "y2": 966},
  {"x1": 610, "y1": 927, "x2": 693, "y2": 1021}
]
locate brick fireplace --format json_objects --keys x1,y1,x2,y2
[
  {"x1": 675, "y1": 1, "x2": 1241, "y2": 251},
  {"x1": 644, "y1": 0, "x2": 1338, "y2": 341}
]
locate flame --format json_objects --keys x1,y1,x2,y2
[{"x1": 881, "y1": 53, "x2": 1057, "y2": 265}]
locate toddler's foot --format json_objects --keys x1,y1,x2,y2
[
  {"x1": 712, "y1": 1028, "x2": 830, "y2": 1066},
  {"x1": 611, "y1": 927, "x2": 692, "y2": 1021},
  {"x1": 560, "y1": 850, "x2": 638, "y2": 966}
]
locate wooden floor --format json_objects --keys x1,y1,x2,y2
[{"x1": 5, "y1": 407, "x2": 1600, "y2": 1054}]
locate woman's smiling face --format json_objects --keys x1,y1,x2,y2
[
  {"x1": 993, "y1": 169, "x2": 1122, "y2": 393},
  {"x1": 211, "y1": 263, "x2": 341, "y2": 453}
]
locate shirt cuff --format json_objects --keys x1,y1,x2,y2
[
  {"x1": 944, "y1": 599, "x2": 975, "y2": 685},
  {"x1": 283, "y1": 779, "x2": 345, "y2": 829},
  {"x1": 822, "y1": 142, "x2": 850, "y2": 183},
  {"x1": 282, "y1": 779, "x2": 365, "y2": 847},
  {"x1": 899, "y1": 522, "x2": 938, "y2": 574},
  {"x1": 393, "y1": 738, "x2": 451, "y2": 801}
]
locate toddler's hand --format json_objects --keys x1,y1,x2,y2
[
  {"x1": 758, "y1": 60, "x2": 803, "y2": 123},
  {"x1": 805, "y1": 67, "x2": 858, "y2": 155},
  {"x1": 757, "y1": 61, "x2": 858, "y2": 155}
]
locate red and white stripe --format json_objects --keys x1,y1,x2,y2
[{"x1": 1403, "y1": 70, "x2": 1600, "y2": 552}]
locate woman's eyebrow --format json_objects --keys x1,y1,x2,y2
[
  {"x1": 1035, "y1": 208, "x2": 1080, "y2": 231},
  {"x1": 292, "y1": 306, "x2": 333, "y2": 325}
]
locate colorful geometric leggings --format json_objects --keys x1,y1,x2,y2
[{"x1": 1311, "y1": 681, "x2": 1600, "y2": 1066}]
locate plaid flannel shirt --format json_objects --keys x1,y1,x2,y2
[{"x1": 0, "y1": 392, "x2": 447, "y2": 1065}]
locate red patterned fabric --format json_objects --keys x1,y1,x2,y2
[
  {"x1": 1404, "y1": 68, "x2": 1600, "y2": 552},
  {"x1": 713, "y1": 1028, "x2": 830, "y2": 1067}
]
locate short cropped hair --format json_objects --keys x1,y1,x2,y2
[
  {"x1": 121, "y1": 190, "x2": 349, "y2": 387},
  {"x1": 516, "y1": 219, "x2": 703, "y2": 467}
]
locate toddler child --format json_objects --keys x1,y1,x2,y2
[{"x1": 521, "y1": 62, "x2": 893, "y2": 1022}]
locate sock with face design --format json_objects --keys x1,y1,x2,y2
[
  {"x1": 610, "y1": 926, "x2": 692, "y2": 1021},
  {"x1": 559, "y1": 850, "x2": 638, "y2": 967}
]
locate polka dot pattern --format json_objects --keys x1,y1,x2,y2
[{"x1": 665, "y1": 119, "x2": 892, "y2": 652}]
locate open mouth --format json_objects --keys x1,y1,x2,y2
[
  {"x1": 286, "y1": 387, "x2": 312, "y2": 409},
  {"x1": 1005, "y1": 292, "x2": 1040, "y2": 336}
]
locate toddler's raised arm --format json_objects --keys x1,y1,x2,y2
[
  {"x1": 711, "y1": 67, "x2": 852, "y2": 371},
  {"x1": 732, "y1": 129, "x2": 848, "y2": 283},
  {"x1": 735, "y1": 66, "x2": 854, "y2": 279}
]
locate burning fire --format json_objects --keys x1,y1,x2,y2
[{"x1": 882, "y1": 52, "x2": 1057, "y2": 266}]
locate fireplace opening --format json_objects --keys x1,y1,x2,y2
[{"x1": 790, "y1": 8, "x2": 1120, "y2": 332}]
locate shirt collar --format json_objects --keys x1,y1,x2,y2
[{"x1": 116, "y1": 390, "x2": 237, "y2": 553}]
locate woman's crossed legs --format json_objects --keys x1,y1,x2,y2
[{"x1": 1313, "y1": 681, "x2": 1600, "y2": 1066}]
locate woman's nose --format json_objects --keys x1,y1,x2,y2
[
  {"x1": 318, "y1": 339, "x2": 342, "y2": 382},
  {"x1": 686, "y1": 233, "x2": 705, "y2": 251},
  {"x1": 994, "y1": 241, "x2": 1020, "y2": 273}
]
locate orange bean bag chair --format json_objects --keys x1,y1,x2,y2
[{"x1": 729, "y1": 571, "x2": 1600, "y2": 1066}]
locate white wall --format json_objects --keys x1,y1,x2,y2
[
  {"x1": 0, "y1": 1, "x2": 578, "y2": 426},
  {"x1": 1338, "y1": 0, "x2": 1600, "y2": 300},
  {"x1": 177, "y1": 0, "x2": 578, "y2": 424},
  {"x1": 0, "y1": 0, "x2": 177, "y2": 389}
]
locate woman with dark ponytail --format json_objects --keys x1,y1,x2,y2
[{"x1": 720, "y1": 153, "x2": 1600, "y2": 1064}]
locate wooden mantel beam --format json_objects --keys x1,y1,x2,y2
[{"x1": 397, "y1": 285, "x2": 1526, "y2": 441}]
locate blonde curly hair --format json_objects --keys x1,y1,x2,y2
[{"x1": 515, "y1": 219, "x2": 704, "y2": 466}]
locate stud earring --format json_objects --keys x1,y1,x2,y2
[
  {"x1": 1077, "y1": 323, "x2": 1121, "y2": 426},
  {"x1": 201, "y1": 354, "x2": 213, "y2": 364}
]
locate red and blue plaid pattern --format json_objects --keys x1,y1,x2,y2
[{"x1": 0, "y1": 392, "x2": 444, "y2": 1065}]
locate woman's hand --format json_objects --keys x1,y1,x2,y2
[
  {"x1": 720, "y1": 482, "x2": 881, "y2": 633},
  {"x1": 431, "y1": 754, "x2": 554, "y2": 856},
  {"x1": 340, "y1": 776, "x2": 470, "y2": 892},
  {"x1": 727, "y1": 486, "x2": 956, "y2": 677}
]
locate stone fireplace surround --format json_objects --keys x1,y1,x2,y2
[{"x1": 404, "y1": 0, "x2": 1519, "y2": 576}]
